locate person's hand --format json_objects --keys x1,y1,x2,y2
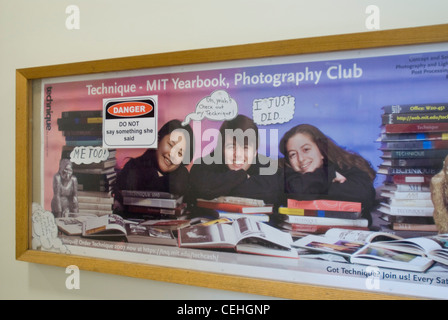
[{"x1": 333, "y1": 171, "x2": 347, "y2": 183}]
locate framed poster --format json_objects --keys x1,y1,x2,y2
[{"x1": 17, "y1": 24, "x2": 448, "y2": 299}]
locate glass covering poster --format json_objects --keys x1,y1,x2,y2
[{"x1": 35, "y1": 44, "x2": 448, "y2": 298}]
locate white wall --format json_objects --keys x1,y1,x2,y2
[{"x1": 2, "y1": 0, "x2": 448, "y2": 300}]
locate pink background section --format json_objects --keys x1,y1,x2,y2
[{"x1": 42, "y1": 71, "x2": 224, "y2": 210}]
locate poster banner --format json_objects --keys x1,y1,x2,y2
[{"x1": 36, "y1": 44, "x2": 448, "y2": 298}]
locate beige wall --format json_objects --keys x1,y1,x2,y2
[{"x1": 2, "y1": 0, "x2": 448, "y2": 299}]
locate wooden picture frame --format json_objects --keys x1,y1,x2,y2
[{"x1": 16, "y1": 24, "x2": 448, "y2": 299}]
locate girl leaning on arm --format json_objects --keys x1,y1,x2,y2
[
  {"x1": 112, "y1": 119, "x2": 194, "y2": 211},
  {"x1": 279, "y1": 124, "x2": 377, "y2": 224}
]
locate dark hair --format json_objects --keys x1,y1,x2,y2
[
  {"x1": 279, "y1": 124, "x2": 376, "y2": 181},
  {"x1": 159, "y1": 119, "x2": 194, "y2": 163},
  {"x1": 218, "y1": 114, "x2": 259, "y2": 150},
  {"x1": 138, "y1": 119, "x2": 195, "y2": 166}
]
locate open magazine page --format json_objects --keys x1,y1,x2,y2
[
  {"x1": 290, "y1": 228, "x2": 402, "y2": 257},
  {"x1": 324, "y1": 228, "x2": 403, "y2": 243},
  {"x1": 292, "y1": 234, "x2": 365, "y2": 258},
  {"x1": 232, "y1": 217, "x2": 297, "y2": 257},
  {"x1": 178, "y1": 222, "x2": 239, "y2": 248},
  {"x1": 367, "y1": 233, "x2": 448, "y2": 264},
  {"x1": 428, "y1": 235, "x2": 448, "y2": 263},
  {"x1": 235, "y1": 218, "x2": 292, "y2": 248},
  {"x1": 233, "y1": 217, "x2": 263, "y2": 239},
  {"x1": 371, "y1": 236, "x2": 443, "y2": 255},
  {"x1": 351, "y1": 245, "x2": 434, "y2": 272}
]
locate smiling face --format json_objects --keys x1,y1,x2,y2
[
  {"x1": 224, "y1": 136, "x2": 257, "y2": 172},
  {"x1": 156, "y1": 130, "x2": 187, "y2": 173},
  {"x1": 286, "y1": 132, "x2": 324, "y2": 173}
]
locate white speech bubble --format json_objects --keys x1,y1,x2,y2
[
  {"x1": 252, "y1": 95, "x2": 295, "y2": 125},
  {"x1": 70, "y1": 146, "x2": 110, "y2": 165},
  {"x1": 31, "y1": 203, "x2": 70, "y2": 253},
  {"x1": 182, "y1": 90, "x2": 238, "y2": 126}
]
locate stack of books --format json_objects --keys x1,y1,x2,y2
[
  {"x1": 76, "y1": 190, "x2": 114, "y2": 216},
  {"x1": 122, "y1": 190, "x2": 187, "y2": 220},
  {"x1": 376, "y1": 103, "x2": 448, "y2": 233},
  {"x1": 277, "y1": 198, "x2": 369, "y2": 237},
  {"x1": 58, "y1": 110, "x2": 116, "y2": 216},
  {"x1": 195, "y1": 196, "x2": 273, "y2": 222},
  {"x1": 58, "y1": 110, "x2": 103, "y2": 146}
]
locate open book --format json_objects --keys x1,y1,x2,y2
[
  {"x1": 292, "y1": 228, "x2": 433, "y2": 272},
  {"x1": 367, "y1": 234, "x2": 448, "y2": 266},
  {"x1": 178, "y1": 217, "x2": 298, "y2": 258},
  {"x1": 81, "y1": 214, "x2": 179, "y2": 246}
]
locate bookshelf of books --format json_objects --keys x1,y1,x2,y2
[
  {"x1": 58, "y1": 110, "x2": 116, "y2": 216},
  {"x1": 376, "y1": 103, "x2": 448, "y2": 235}
]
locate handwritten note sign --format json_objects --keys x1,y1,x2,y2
[
  {"x1": 252, "y1": 95, "x2": 295, "y2": 125},
  {"x1": 182, "y1": 90, "x2": 238, "y2": 126}
]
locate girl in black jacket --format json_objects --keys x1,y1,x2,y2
[
  {"x1": 189, "y1": 115, "x2": 283, "y2": 206},
  {"x1": 112, "y1": 119, "x2": 194, "y2": 210},
  {"x1": 279, "y1": 124, "x2": 376, "y2": 223}
]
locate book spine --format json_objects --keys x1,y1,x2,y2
[
  {"x1": 286, "y1": 224, "x2": 368, "y2": 233},
  {"x1": 75, "y1": 172, "x2": 116, "y2": 182},
  {"x1": 395, "y1": 184, "x2": 431, "y2": 192},
  {"x1": 391, "y1": 223, "x2": 438, "y2": 232},
  {"x1": 77, "y1": 190, "x2": 113, "y2": 198},
  {"x1": 286, "y1": 199, "x2": 362, "y2": 212},
  {"x1": 214, "y1": 196, "x2": 265, "y2": 207},
  {"x1": 61, "y1": 110, "x2": 103, "y2": 118},
  {"x1": 58, "y1": 123, "x2": 102, "y2": 131},
  {"x1": 383, "y1": 123, "x2": 448, "y2": 133},
  {"x1": 382, "y1": 103, "x2": 448, "y2": 114},
  {"x1": 63, "y1": 130, "x2": 103, "y2": 136},
  {"x1": 66, "y1": 140, "x2": 103, "y2": 147},
  {"x1": 218, "y1": 212, "x2": 269, "y2": 222},
  {"x1": 389, "y1": 199, "x2": 433, "y2": 207},
  {"x1": 378, "y1": 205, "x2": 434, "y2": 216},
  {"x1": 65, "y1": 135, "x2": 103, "y2": 141},
  {"x1": 78, "y1": 195, "x2": 114, "y2": 204},
  {"x1": 123, "y1": 196, "x2": 181, "y2": 209},
  {"x1": 121, "y1": 190, "x2": 177, "y2": 199},
  {"x1": 382, "y1": 149, "x2": 448, "y2": 159},
  {"x1": 78, "y1": 202, "x2": 113, "y2": 211},
  {"x1": 284, "y1": 215, "x2": 368, "y2": 226},
  {"x1": 278, "y1": 207, "x2": 361, "y2": 219},
  {"x1": 388, "y1": 191, "x2": 432, "y2": 200},
  {"x1": 57, "y1": 117, "x2": 103, "y2": 126},
  {"x1": 380, "y1": 140, "x2": 448, "y2": 150},
  {"x1": 126, "y1": 204, "x2": 185, "y2": 216},
  {"x1": 196, "y1": 201, "x2": 246, "y2": 213},
  {"x1": 380, "y1": 132, "x2": 448, "y2": 141},
  {"x1": 382, "y1": 112, "x2": 448, "y2": 125},
  {"x1": 381, "y1": 158, "x2": 444, "y2": 167},
  {"x1": 391, "y1": 175, "x2": 433, "y2": 184},
  {"x1": 76, "y1": 175, "x2": 115, "y2": 191},
  {"x1": 379, "y1": 167, "x2": 439, "y2": 175}
]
